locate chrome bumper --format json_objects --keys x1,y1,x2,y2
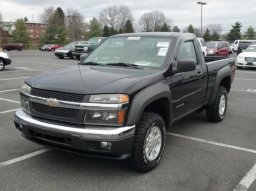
[{"x1": 14, "y1": 109, "x2": 135, "y2": 141}]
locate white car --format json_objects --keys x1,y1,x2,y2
[
  {"x1": 197, "y1": 38, "x2": 207, "y2": 56},
  {"x1": 236, "y1": 45, "x2": 256, "y2": 69},
  {"x1": 0, "y1": 51, "x2": 11, "y2": 71}
]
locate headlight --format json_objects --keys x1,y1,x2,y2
[
  {"x1": 89, "y1": 94, "x2": 129, "y2": 103},
  {"x1": 237, "y1": 56, "x2": 244, "y2": 60},
  {"x1": 85, "y1": 109, "x2": 126, "y2": 126},
  {"x1": 20, "y1": 82, "x2": 31, "y2": 94},
  {"x1": 85, "y1": 94, "x2": 129, "y2": 126},
  {"x1": 83, "y1": 47, "x2": 88, "y2": 51}
]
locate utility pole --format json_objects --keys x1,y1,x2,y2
[{"x1": 197, "y1": 1, "x2": 207, "y2": 37}]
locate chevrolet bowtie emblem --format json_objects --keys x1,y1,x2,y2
[{"x1": 46, "y1": 98, "x2": 59, "y2": 107}]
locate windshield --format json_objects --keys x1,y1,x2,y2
[
  {"x1": 88, "y1": 37, "x2": 101, "y2": 44},
  {"x1": 66, "y1": 41, "x2": 87, "y2": 48},
  {"x1": 206, "y1": 42, "x2": 217, "y2": 48},
  {"x1": 245, "y1": 45, "x2": 256, "y2": 52},
  {"x1": 80, "y1": 36, "x2": 173, "y2": 68}
]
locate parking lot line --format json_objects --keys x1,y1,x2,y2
[
  {"x1": 0, "y1": 89, "x2": 19, "y2": 93},
  {"x1": 0, "y1": 76, "x2": 31, "y2": 81},
  {"x1": 12, "y1": 59, "x2": 70, "y2": 66},
  {"x1": 233, "y1": 163, "x2": 256, "y2": 191},
  {"x1": 231, "y1": 89, "x2": 256, "y2": 93},
  {"x1": 0, "y1": 148, "x2": 50, "y2": 168},
  {"x1": 0, "y1": 98, "x2": 19, "y2": 104},
  {"x1": 3, "y1": 69, "x2": 45, "y2": 73},
  {"x1": 167, "y1": 133, "x2": 256, "y2": 154},
  {"x1": 0, "y1": 109, "x2": 19, "y2": 114},
  {"x1": 235, "y1": 78, "x2": 256, "y2": 81}
]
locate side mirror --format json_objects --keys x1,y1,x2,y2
[{"x1": 177, "y1": 58, "x2": 196, "y2": 73}]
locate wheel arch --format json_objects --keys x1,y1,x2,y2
[{"x1": 126, "y1": 82, "x2": 172, "y2": 128}]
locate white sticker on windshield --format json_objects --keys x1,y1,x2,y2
[
  {"x1": 127, "y1": 37, "x2": 141, "y2": 40},
  {"x1": 157, "y1": 42, "x2": 170, "y2": 48},
  {"x1": 158, "y1": 48, "x2": 168, "y2": 56}
]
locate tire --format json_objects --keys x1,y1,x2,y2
[
  {"x1": 206, "y1": 86, "x2": 227, "y2": 122},
  {"x1": 58, "y1": 56, "x2": 64, "y2": 59},
  {"x1": 0, "y1": 58, "x2": 5, "y2": 71},
  {"x1": 76, "y1": 55, "x2": 80, "y2": 60},
  {"x1": 131, "y1": 112, "x2": 166, "y2": 173}
]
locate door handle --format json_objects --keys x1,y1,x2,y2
[{"x1": 195, "y1": 71, "x2": 203, "y2": 77}]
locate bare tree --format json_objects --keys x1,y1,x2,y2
[
  {"x1": 66, "y1": 9, "x2": 87, "y2": 41},
  {"x1": 99, "y1": 5, "x2": 133, "y2": 30},
  {"x1": 0, "y1": 12, "x2": 2, "y2": 23},
  {"x1": 39, "y1": 7, "x2": 55, "y2": 24},
  {"x1": 139, "y1": 10, "x2": 170, "y2": 32},
  {"x1": 207, "y1": 24, "x2": 223, "y2": 35}
]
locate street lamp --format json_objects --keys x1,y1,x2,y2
[{"x1": 197, "y1": 1, "x2": 207, "y2": 37}]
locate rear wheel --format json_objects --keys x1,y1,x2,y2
[
  {"x1": 0, "y1": 58, "x2": 5, "y2": 71},
  {"x1": 131, "y1": 112, "x2": 166, "y2": 173},
  {"x1": 58, "y1": 56, "x2": 64, "y2": 59},
  {"x1": 206, "y1": 86, "x2": 227, "y2": 122}
]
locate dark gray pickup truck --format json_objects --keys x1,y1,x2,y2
[{"x1": 14, "y1": 32, "x2": 235, "y2": 172}]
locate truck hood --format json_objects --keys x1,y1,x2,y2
[{"x1": 26, "y1": 65, "x2": 164, "y2": 95}]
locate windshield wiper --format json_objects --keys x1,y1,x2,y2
[
  {"x1": 80, "y1": 61, "x2": 105, "y2": 66},
  {"x1": 106, "y1": 62, "x2": 141, "y2": 69}
]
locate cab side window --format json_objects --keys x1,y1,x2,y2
[{"x1": 177, "y1": 41, "x2": 198, "y2": 65}]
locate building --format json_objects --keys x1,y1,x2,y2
[
  {"x1": 25, "y1": 22, "x2": 48, "y2": 45},
  {"x1": 0, "y1": 21, "x2": 48, "y2": 47}
]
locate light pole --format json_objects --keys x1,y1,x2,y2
[{"x1": 197, "y1": 1, "x2": 207, "y2": 37}]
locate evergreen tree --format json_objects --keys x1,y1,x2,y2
[
  {"x1": 244, "y1": 26, "x2": 256, "y2": 39},
  {"x1": 211, "y1": 31, "x2": 220, "y2": 41},
  {"x1": 172, "y1": 26, "x2": 180, "y2": 32},
  {"x1": 12, "y1": 19, "x2": 30, "y2": 45},
  {"x1": 160, "y1": 23, "x2": 170, "y2": 32},
  {"x1": 203, "y1": 28, "x2": 211, "y2": 42},
  {"x1": 86, "y1": 18, "x2": 102, "y2": 38},
  {"x1": 102, "y1": 25, "x2": 110, "y2": 37},
  {"x1": 123, "y1": 20, "x2": 134, "y2": 33},
  {"x1": 41, "y1": 7, "x2": 67, "y2": 44},
  {"x1": 24, "y1": 17, "x2": 28, "y2": 22},
  {"x1": 187, "y1": 24, "x2": 194, "y2": 33},
  {"x1": 227, "y1": 22, "x2": 242, "y2": 41}
]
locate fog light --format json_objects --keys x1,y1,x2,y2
[{"x1": 100, "y1": 141, "x2": 111, "y2": 150}]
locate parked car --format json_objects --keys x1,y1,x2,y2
[
  {"x1": 47, "y1": 44, "x2": 63, "y2": 51},
  {"x1": 236, "y1": 41, "x2": 253, "y2": 55},
  {"x1": 206, "y1": 41, "x2": 230, "y2": 57},
  {"x1": 15, "y1": 32, "x2": 235, "y2": 172},
  {"x1": 39, "y1": 44, "x2": 53, "y2": 51},
  {"x1": 73, "y1": 37, "x2": 107, "y2": 60},
  {"x1": 54, "y1": 41, "x2": 87, "y2": 59},
  {"x1": 223, "y1": 41, "x2": 233, "y2": 54},
  {"x1": 233, "y1": 40, "x2": 256, "y2": 52},
  {"x1": 197, "y1": 38, "x2": 207, "y2": 56},
  {"x1": 3, "y1": 43, "x2": 23, "y2": 51},
  {"x1": 236, "y1": 44, "x2": 256, "y2": 69},
  {"x1": 0, "y1": 51, "x2": 11, "y2": 71}
]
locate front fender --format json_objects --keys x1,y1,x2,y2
[{"x1": 126, "y1": 81, "x2": 172, "y2": 126}]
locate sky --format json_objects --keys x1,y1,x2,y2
[{"x1": 0, "y1": 0, "x2": 255, "y2": 33}]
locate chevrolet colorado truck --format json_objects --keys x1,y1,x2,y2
[
  {"x1": 0, "y1": 51, "x2": 11, "y2": 71},
  {"x1": 14, "y1": 33, "x2": 235, "y2": 172},
  {"x1": 73, "y1": 37, "x2": 107, "y2": 60}
]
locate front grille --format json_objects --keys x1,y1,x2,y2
[
  {"x1": 245, "y1": 57, "x2": 256, "y2": 62},
  {"x1": 31, "y1": 102, "x2": 79, "y2": 119},
  {"x1": 31, "y1": 88, "x2": 84, "y2": 102}
]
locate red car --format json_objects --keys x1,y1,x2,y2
[
  {"x1": 206, "y1": 41, "x2": 230, "y2": 57},
  {"x1": 47, "y1": 44, "x2": 63, "y2": 51}
]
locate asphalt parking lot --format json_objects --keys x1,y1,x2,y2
[{"x1": 0, "y1": 50, "x2": 256, "y2": 191}]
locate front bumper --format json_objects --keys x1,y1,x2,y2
[
  {"x1": 14, "y1": 109, "x2": 135, "y2": 158},
  {"x1": 5, "y1": 58, "x2": 11, "y2": 65},
  {"x1": 237, "y1": 61, "x2": 256, "y2": 68},
  {"x1": 54, "y1": 51, "x2": 71, "y2": 57}
]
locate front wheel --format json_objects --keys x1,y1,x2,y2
[
  {"x1": 206, "y1": 86, "x2": 227, "y2": 122},
  {"x1": 0, "y1": 58, "x2": 5, "y2": 71},
  {"x1": 131, "y1": 112, "x2": 166, "y2": 173}
]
